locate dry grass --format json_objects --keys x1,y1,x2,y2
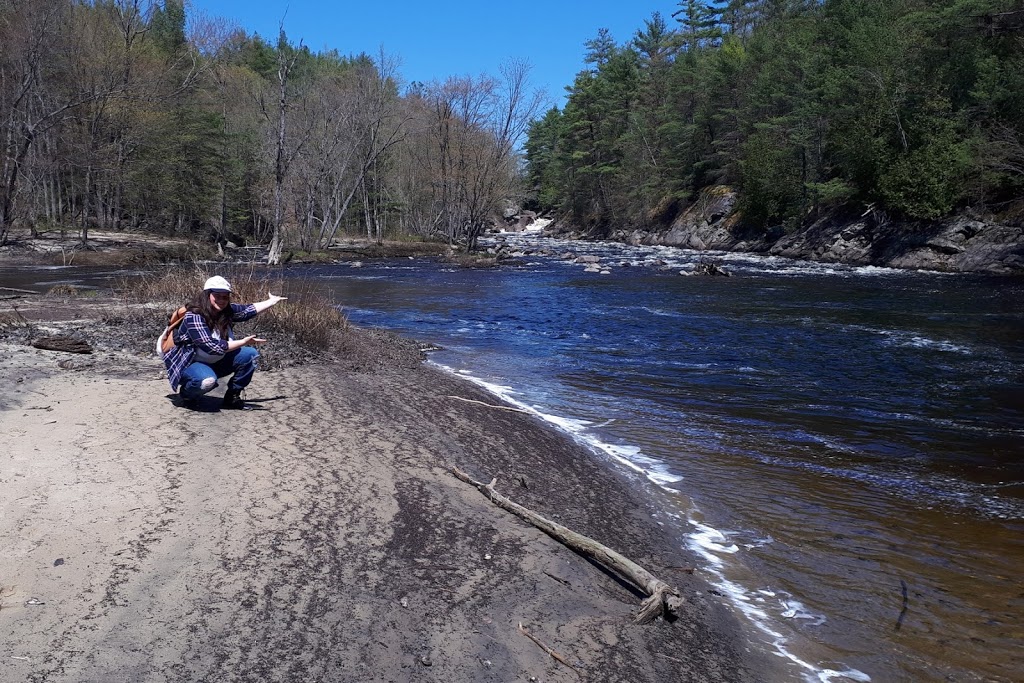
[
  {"x1": 5, "y1": 264, "x2": 423, "y2": 372},
  {"x1": 46, "y1": 284, "x2": 80, "y2": 297},
  {"x1": 116, "y1": 265, "x2": 353, "y2": 367},
  {"x1": 252, "y1": 284, "x2": 349, "y2": 352},
  {"x1": 120, "y1": 264, "x2": 280, "y2": 306},
  {"x1": 0, "y1": 308, "x2": 32, "y2": 331}
]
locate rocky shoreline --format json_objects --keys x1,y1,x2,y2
[
  {"x1": 0, "y1": 295, "x2": 785, "y2": 682},
  {"x1": 543, "y1": 186, "x2": 1024, "y2": 274}
]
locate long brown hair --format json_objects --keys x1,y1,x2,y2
[{"x1": 187, "y1": 291, "x2": 233, "y2": 337}]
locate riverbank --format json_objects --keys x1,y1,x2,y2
[
  {"x1": 543, "y1": 186, "x2": 1024, "y2": 275},
  {"x1": 0, "y1": 228, "x2": 454, "y2": 267},
  {"x1": 0, "y1": 298, "x2": 781, "y2": 682}
]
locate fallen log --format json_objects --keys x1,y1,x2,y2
[
  {"x1": 32, "y1": 335, "x2": 93, "y2": 354},
  {"x1": 451, "y1": 465, "x2": 685, "y2": 624}
]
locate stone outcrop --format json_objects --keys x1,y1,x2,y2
[
  {"x1": 495, "y1": 209, "x2": 540, "y2": 233},
  {"x1": 564, "y1": 185, "x2": 1024, "y2": 274},
  {"x1": 768, "y1": 209, "x2": 1024, "y2": 273},
  {"x1": 613, "y1": 186, "x2": 761, "y2": 252}
]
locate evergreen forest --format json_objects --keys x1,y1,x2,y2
[{"x1": 524, "y1": 0, "x2": 1024, "y2": 236}]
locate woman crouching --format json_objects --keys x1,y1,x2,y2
[{"x1": 162, "y1": 275, "x2": 286, "y2": 409}]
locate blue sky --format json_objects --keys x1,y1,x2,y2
[{"x1": 188, "y1": 0, "x2": 673, "y2": 106}]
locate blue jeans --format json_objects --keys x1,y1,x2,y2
[{"x1": 180, "y1": 347, "x2": 259, "y2": 400}]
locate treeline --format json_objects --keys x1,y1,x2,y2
[
  {"x1": 524, "y1": 0, "x2": 1024, "y2": 235},
  {"x1": 0, "y1": 0, "x2": 542, "y2": 260}
]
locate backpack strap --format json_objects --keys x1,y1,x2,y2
[{"x1": 171, "y1": 311, "x2": 189, "y2": 346}]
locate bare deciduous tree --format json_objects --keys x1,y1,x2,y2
[
  {"x1": 402, "y1": 60, "x2": 543, "y2": 251},
  {"x1": 290, "y1": 51, "x2": 407, "y2": 251},
  {"x1": 0, "y1": 0, "x2": 79, "y2": 244}
]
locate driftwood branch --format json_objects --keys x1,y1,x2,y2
[
  {"x1": 446, "y1": 395, "x2": 530, "y2": 413},
  {"x1": 452, "y1": 466, "x2": 685, "y2": 624},
  {"x1": 518, "y1": 622, "x2": 583, "y2": 676},
  {"x1": 895, "y1": 579, "x2": 909, "y2": 631}
]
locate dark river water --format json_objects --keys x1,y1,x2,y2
[{"x1": 3, "y1": 233, "x2": 1023, "y2": 682}]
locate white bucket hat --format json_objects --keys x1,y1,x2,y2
[{"x1": 203, "y1": 275, "x2": 232, "y2": 293}]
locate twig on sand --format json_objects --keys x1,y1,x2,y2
[
  {"x1": 543, "y1": 571, "x2": 572, "y2": 587},
  {"x1": 451, "y1": 466, "x2": 685, "y2": 624},
  {"x1": 446, "y1": 395, "x2": 529, "y2": 413},
  {"x1": 895, "y1": 579, "x2": 909, "y2": 631},
  {"x1": 518, "y1": 622, "x2": 583, "y2": 676}
]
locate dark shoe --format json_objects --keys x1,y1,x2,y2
[
  {"x1": 178, "y1": 386, "x2": 197, "y2": 408},
  {"x1": 222, "y1": 389, "x2": 246, "y2": 410}
]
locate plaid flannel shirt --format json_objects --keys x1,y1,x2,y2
[{"x1": 162, "y1": 303, "x2": 258, "y2": 391}]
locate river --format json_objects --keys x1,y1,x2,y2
[{"x1": 3, "y1": 233, "x2": 1022, "y2": 682}]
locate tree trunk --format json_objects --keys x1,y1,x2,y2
[
  {"x1": 0, "y1": 124, "x2": 37, "y2": 245},
  {"x1": 267, "y1": 45, "x2": 292, "y2": 267},
  {"x1": 362, "y1": 176, "x2": 372, "y2": 240}
]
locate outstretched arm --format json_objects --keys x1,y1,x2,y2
[
  {"x1": 253, "y1": 292, "x2": 287, "y2": 314},
  {"x1": 227, "y1": 334, "x2": 265, "y2": 351}
]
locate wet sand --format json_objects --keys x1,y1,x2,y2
[{"x1": 0, "y1": 307, "x2": 782, "y2": 682}]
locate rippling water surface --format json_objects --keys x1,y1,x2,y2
[
  {"x1": 300, "y1": 236, "x2": 1023, "y2": 682},
  {"x1": 4, "y1": 236, "x2": 1022, "y2": 681}
]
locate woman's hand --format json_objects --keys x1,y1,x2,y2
[
  {"x1": 253, "y1": 293, "x2": 287, "y2": 314},
  {"x1": 228, "y1": 335, "x2": 266, "y2": 351}
]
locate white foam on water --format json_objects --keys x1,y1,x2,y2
[
  {"x1": 835, "y1": 323, "x2": 974, "y2": 355},
  {"x1": 440, "y1": 364, "x2": 687, "y2": 486},
  {"x1": 496, "y1": 218, "x2": 551, "y2": 235},
  {"x1": 687, "y1": 520, "x2": 739, "y2": 568},
  {"x1": 670, "y1": 361, "x2": 715, "y2": 370},
  {"x1": 803, "y1": 432, "x2": 858, "y2": 454},
  {"x1": 432, "y1": 361, "x2": 869, "y2": 682},
  {"x1": 640, "y1": 306, "x2": 686, "y2": 318},
  {"x1": 781, "y1": 599, "x2": 827, "y2": 626},
  {"x1": 489, "y1": 231, "x2": 959, "y2": 284},
  {"x1": 685, "y1": 509, "x2": 870, "y2": 682},
  {"x1": 899, "y1": 335, "x2": 971, "y2": 353}
]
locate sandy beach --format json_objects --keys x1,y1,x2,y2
[{"x1": 0, "y1": 299, "x2": 781, "y2": 682}]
